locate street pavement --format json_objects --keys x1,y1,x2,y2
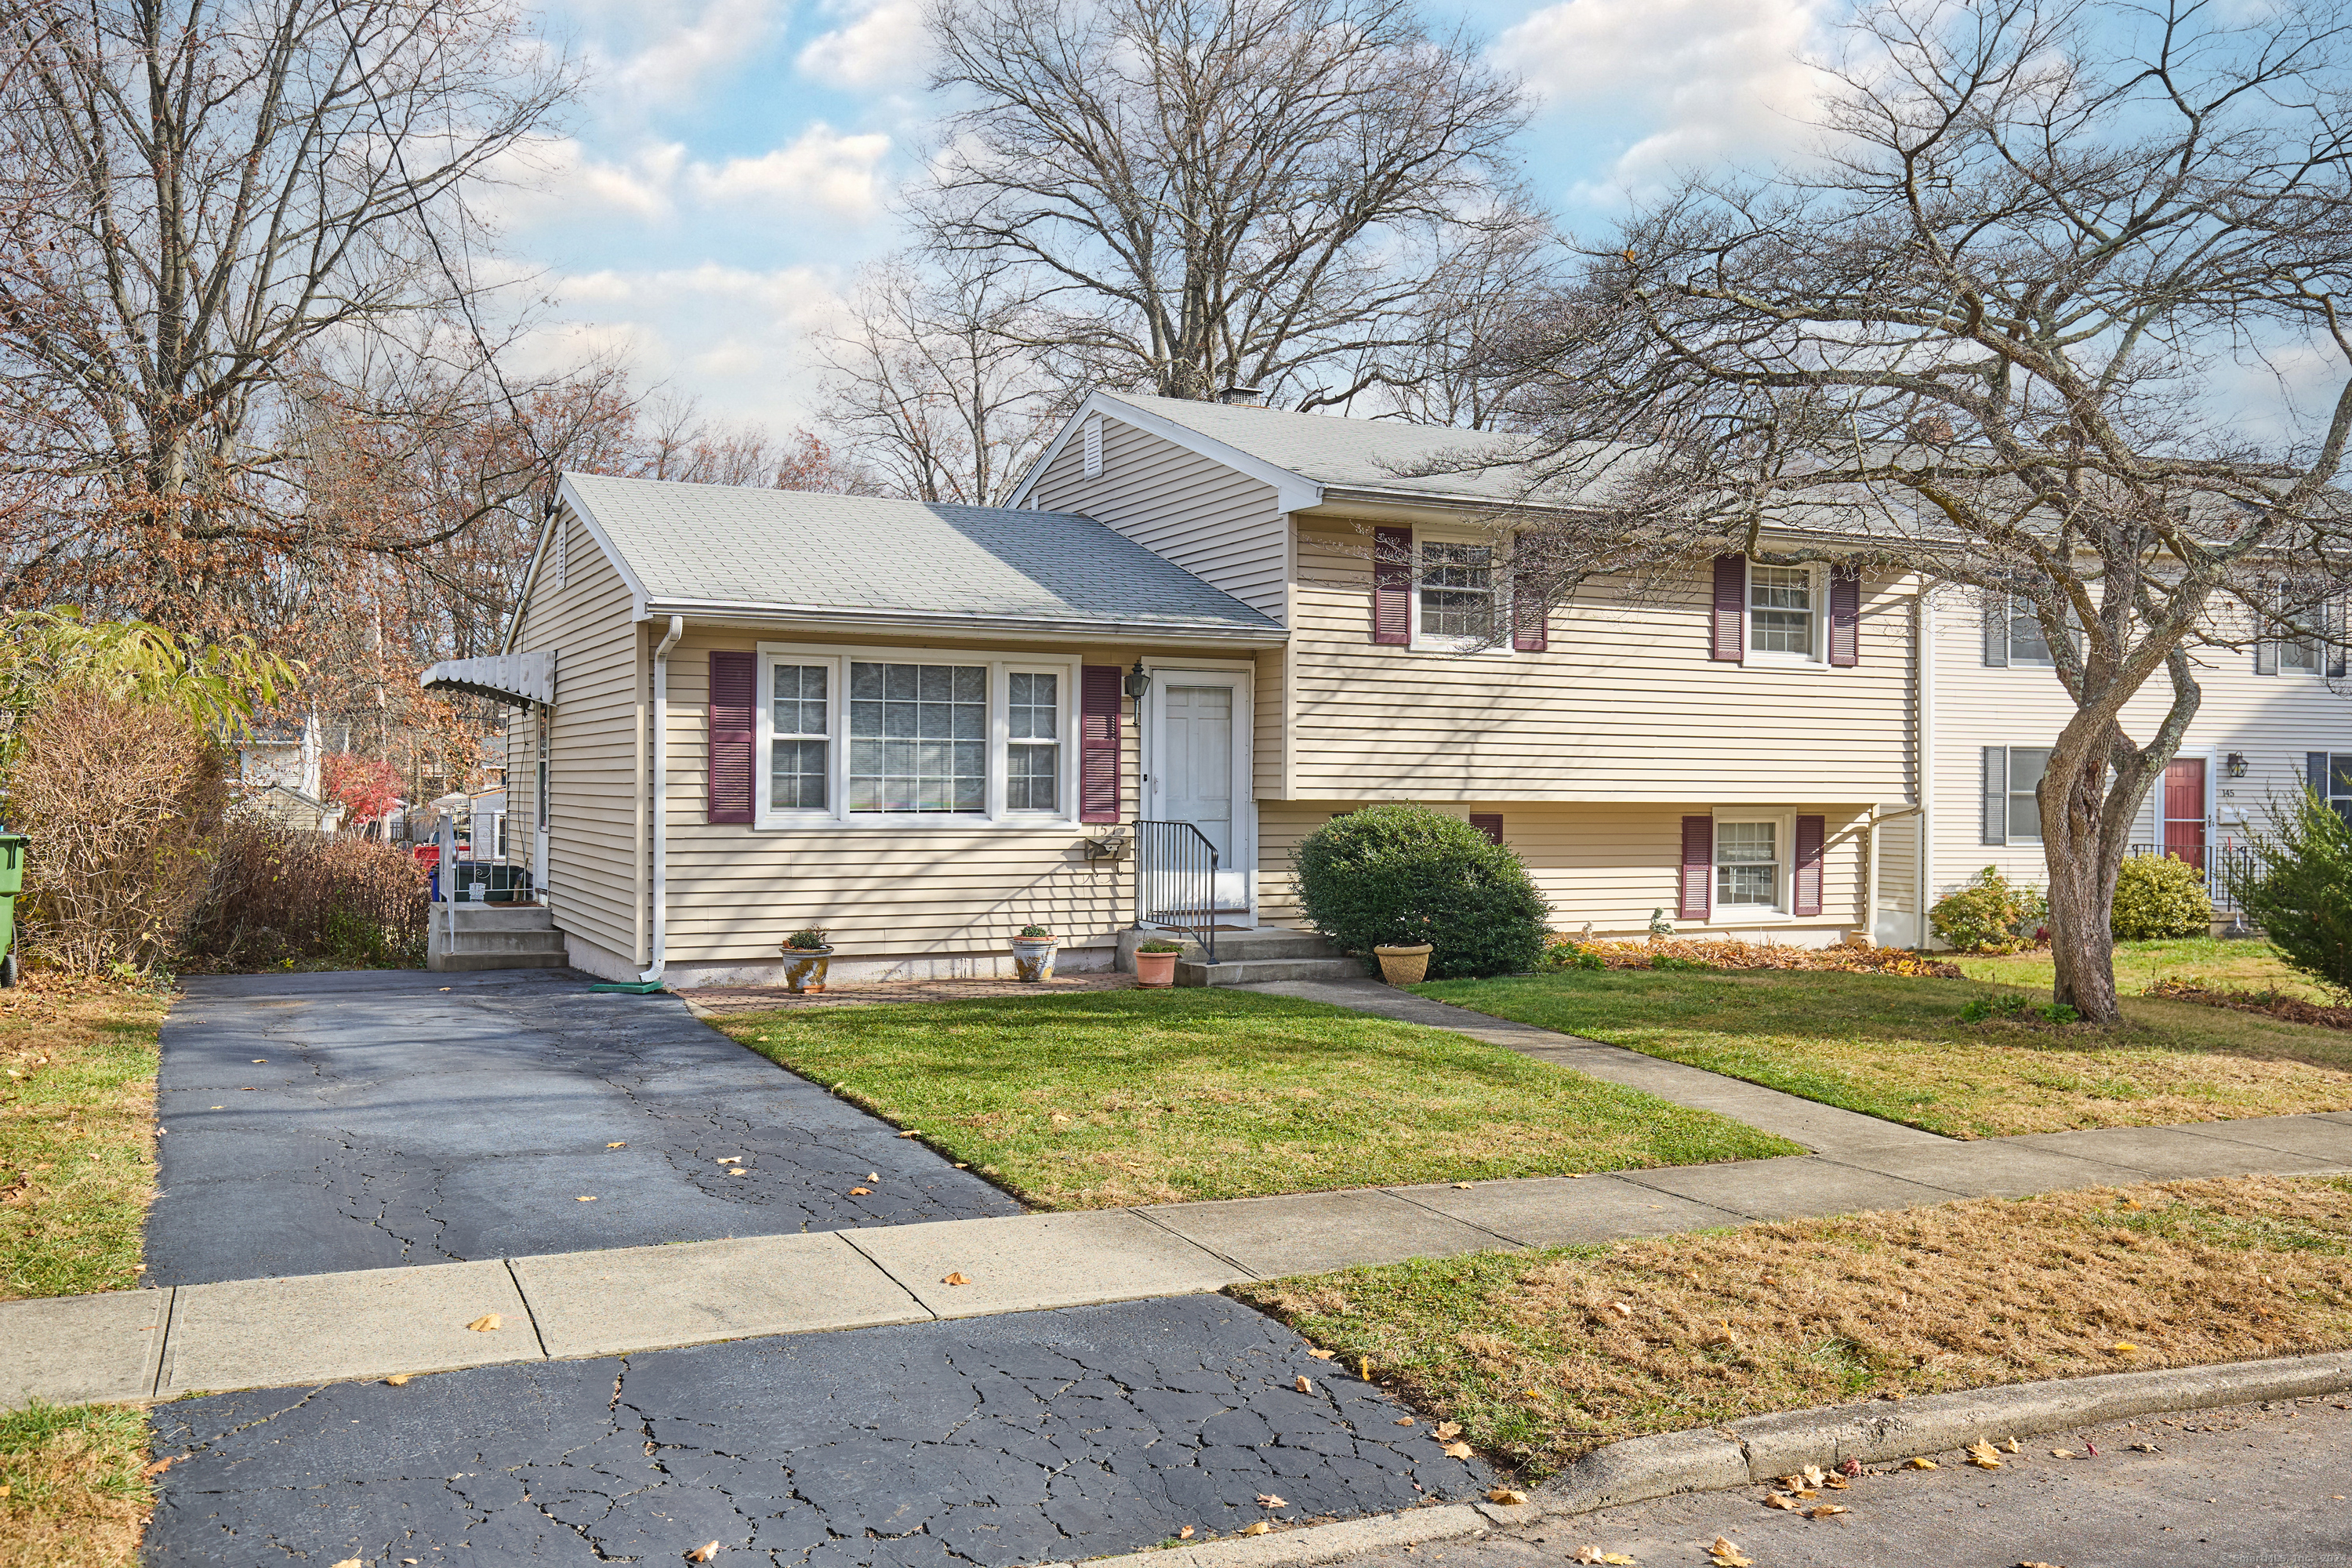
[
  {"x1": 143, "y1": 1294, "x2": 1491, "y2": 1567},
  {"x1": 147, "y1": 969, "x2": 1019, "y2": 1283},
  {"x1": 1328, "y1": 1396, "x2": 2352, "y2": 1568}
]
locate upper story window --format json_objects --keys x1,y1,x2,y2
[
  {"x1": 1748, "y1": 565, "x2": 1817, "y2": 657},
  {"x1": 1980, "y1": 744, "x2": 2051, "y2": 844},
  {"x1": 756, "y1": 645, "x2": 1076, "y2": 827},
  {"x1": 1418, "y1": 541, "x2": 1497, "y2": 642},
  {"x1": 1984, "y1": 594, "x2": 2056, "y2": 666}
]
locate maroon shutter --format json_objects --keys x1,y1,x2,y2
[
  {"x1": 1793, "y1": 814, "x2": 1825, "y2": 917},
  {"x1": 1710, "y1": 554, "x2": 1745, "y2": 661},
  {"x1": 1679, "y1": 815, "x2": 1712, "y2": 921},
  {"x1": 706, "y1": 651, "x2": 756, "y2": 824},
  {"x1": 1469, "y1": 812, "x2": 1503, "y2": 844},
  {"x1": 1079, "y1": 665, "x2": 1122, "y2": 823},
  {"x1": 1512, "y1": 566, "x2": 1548, "y2": 652},
  {"x1": 1372, "y1": 525, "x2": 1411, "y2": 644},
  {"x1": 1828, "y1": 568, "x2": 1860, "y2": 667}
]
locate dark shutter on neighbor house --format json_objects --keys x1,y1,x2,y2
[
  {"x1": 2256, "y1": 637, "x2": 2278, "y2": 675},
  {"x1": 1828, "y1": 569, "x2": 1860, "y2": 667},
  {"x1": 1679, "y1": 815, "x2": 1712, "y2": 920},
  {"x1": 1512, "y1": 558, "x2": 1548, "y2": 652},
  {"x1": 706, "y1": 650, "x2": 756, "y2": 825},
  {"x1": 1793, "y1": 814, "x2": 1825, "y2": 916},
  {"x1": 2332, "y1": 602, "x2": 2349, "y2": 678},
  {"x1": 1372, "y1": 526, "x2": 1412, "y2": 644},
  {"x1": 1470, "y1": 813, "x2": 1504, "y2": 844},
  {"x1": 1080, "y1": 666, "x2": 1123, "y2": 823},
  {"x1": 1710, "y1": 555, "x2": 1745, "y2": 661},
  {"x1": 2313, "y1": 752, "x2": 2332, "y2": 798},
  {"x1": 1984, "y1": 596, "x2": 2009, "y2": 666},
  {"x1": 1981, "y1": 746, "x2": 2009, "y2": 845}
]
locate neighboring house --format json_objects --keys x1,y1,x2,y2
[
  {"x1": 426, "y1": 392, "x2": 2349, "y2": 982},
  {"x1": 237, "y1": 782, "x2": 345, "y2": 834},
  {"x1": 236, "y1": 715, "x2": 322, "y2": 800}
]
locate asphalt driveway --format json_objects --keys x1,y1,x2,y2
[{"x1": 147, "y1": 968, "x2": 1021, "y2": 1285}]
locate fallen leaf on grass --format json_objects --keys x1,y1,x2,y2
[
  {"x1": 1308, "y1": 1348, "x2": 1335, "y2": 1359},
  {"x1": 1708, "y1": 1537, "x2": 1752, "y2": 1567},
  {"x1": 1570, "y1": 1548, "x2": 1635, "y2": 1565},
  {"x1": 1802, "y1": 1504, "x2": 1847, "y2": 1519},
  {"x1": 685, "y1": 1542, "x2": 720, "y2": 1563},
  {"x1": 848, "y1": 1187, "x2": 871, "y2": 1196},
  {"x1": 466, "y1": 1314, "x2": 501, "y2": 1332},
  {"x1": 897, "y1": 1129, "x2": 920, "y2": 1138},
  {"x1": 942, "y1": 1272, "x2": 971, "y2": 1286},
  {"x1": 1441, "y1": 1442, "x2": 1473, "y2": 1460},
  {"x1": 1904, "y1": 1457, "x2": 1936, "y2": 1470},
  {"x1": 385, "y1": 1374, "x2": 411, "y2": 1387},
  {"x1": 1294, "y1": 1375, "x2": 1314, "y2": 1393},
  {"x1": 1435, "y1": 1422, "x2": 1463, "y2": 1439},
  {"x1": 1239, "y1": 1522, "x2": 1270, "y2": 1537},
  {"x1": 1486, "y1": 1487, "x2": 1529, "y2": 1506},
  {"x1": 1609, "y1": 1301, "x2": 1633, "y2": 1318},
  {"x1": 141, "y1": 1456, "x2": 180, "y2": 1479},
  {"x1": 1966, "y1": 1441, "x2": 2004, "y2": 1470},
  {"x1": 2109, "y1": 1342, "x2": 2138, "y2": 1355}
]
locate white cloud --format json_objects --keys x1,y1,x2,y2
[
  {"x1": 604, "y1": 0, "x2": 784, "y2": 109},
  {"x1": 688, "y1": 125, "x2": 894, "y2": 219},
  {"x1": 1495, "y1": 0, "x2": 1829, "y2": 195},
  {"x1": 795, "y1": 0, "x2": 928, "y2": 89}
]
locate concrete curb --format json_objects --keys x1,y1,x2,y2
[{"x1": 1046, "y1": 1350, "x2": 2352, "y2": 1568}]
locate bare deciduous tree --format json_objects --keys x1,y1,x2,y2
[
  {"x1": 1491, "y1": 0, "x2": 2352, "y2": 1019},
  {"x1": 819, "y1": 258, "x2": 1071, "y2": 504},
  {"x1": 916, "y1": 0, "x2": 1536, "y2": 408},
  {"x1": 0, "y1": 0, "x2": 572, "y2": 630}
]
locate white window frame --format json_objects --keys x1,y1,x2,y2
[
  {"x1": 751, "y1": 642, "x2": 1080, "y2": 830},
  {"x1": 1744, "y1": 562, "x2": 1823, "y2": 665},
  {"x1": 1410, "y1": 530, "x2": 1512, "y2": 654},
  {"x1": 2000, "y1": 745, "x2": 2053, "y2": 844},
  {"x1": 1711, "y1": 814, "x2": 1791, "y2": 916}
]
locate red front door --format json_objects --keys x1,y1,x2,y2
[{"x1": 2163, "y1": 757, "x2": 2208, "y2": 872}]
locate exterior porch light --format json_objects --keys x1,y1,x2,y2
[
  {"x1": 1123, "y1": 660, "x2": 1152, "y2": 701},
  {"x1": 2226, "y1": 752, "x2": 2248, "y2": 779}
]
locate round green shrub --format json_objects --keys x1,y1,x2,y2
[
  {"x1": 1291, "y1": 804, "x2": 1551, "y2": 979},
  {"x1": 1929, "y1": 866, "x2": 2049, "y2": 953},
  {"x1": 2109, "y1": 852, "x2": 2214, "y2": 940}
]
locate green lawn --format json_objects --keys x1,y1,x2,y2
[
  {"x1": 0, "y1": 1401, "x2": 151, "y2": 1568},
  {"x1": 0, "y1": 980, "x2": 162, "y2": 1299},
  {"x1": 1957, "y1": 935, "x2": 2335, "y2": 1003},
  {"x1": 1414, "y1": 955, "x2": 2352, "y2": 1138},
  {"x1": 1236, "y1": 1174, "x2": 2352, "y2": 1481},
  {"x1": 713, "y1": 989, "x2": 1799, "y2": 1209}
]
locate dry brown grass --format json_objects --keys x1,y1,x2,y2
[
  {"x1": 1237, "y1": 1174, "x2": 2352, "y2": 1479},
  {"x1": 0, "y1": 1402, "x2": 151, "y2": 1568},
  {"x1": 0, "y1": 976, "x2": 162, "y2": 1298}
]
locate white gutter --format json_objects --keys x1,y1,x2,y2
[
  {"x1": 1915, "y1": 586, "x2": 1936, "y2": 948},
  {"x1": 638, "y1": 616, "x2": 685, "y2": 984}
]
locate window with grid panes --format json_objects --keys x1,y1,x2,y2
[
  {"x1": 848, "y1": 662, "x2": 986, "y2": 812},
  {"x1": 1006, "y1": 671, "x2": 1060, "y2": 811},
  {"x1": 1748, "y1": 565, "x2": 1815, "y2": 655},
  {"x1": 1715, "y1": 821, "x2": 1780, "y2": 906},
  {"x1": 1418, "y1": 542, "x2": 1497, "y2": 641},
  {"x1": 769, "y1": 664, "x2": 829, "y2": 810}
]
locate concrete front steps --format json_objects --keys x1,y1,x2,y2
[
  {"x1": 425, "y1": 905, "x2": 568, "y2": 972},
  {"x1": 1117, "y1": 925, "x2": 1366, "y2": 987}
]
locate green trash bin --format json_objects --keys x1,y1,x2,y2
[{"x1": 0, "y1": 833, "x2": 25, "y2": 989}]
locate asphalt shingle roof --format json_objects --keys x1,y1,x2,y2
[
  {"x1": 561, "y1": 473, "x2": 1281, "y2": 633},
  {"x1": 1102, "y1": 392, "x2": 1537, "y2": 503}
]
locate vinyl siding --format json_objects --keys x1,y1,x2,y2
[
  {"x1": 1927, "y1": 591, "x2": 2352, "y2": 906},
  {"x1": 1027, "y1": 413, "x2": 1290, "y2": 622},
  {"x1": 657, "y1": 627, "x2": 1156, "y2": 964},
  {"x1": 504, "y1": 506, "x2": 645, "y2": 962},
  {"x1": 1258, "y1": 801, "x2": 1875, "y2": 941},
  {"x1": 1287, "y1": 521, "x2": 1918, "y2": 804}
]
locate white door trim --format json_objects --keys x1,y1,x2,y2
[{"x1": 1143, "y1": 662, "x2": 1257, "y2": 923}]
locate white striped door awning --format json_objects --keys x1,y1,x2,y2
[{"x1": 420, "y1": 650, "x2": 557, "y2": 706}]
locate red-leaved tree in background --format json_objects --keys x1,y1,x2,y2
[{"x1": 323, "y1": 754, "x2": 403, "y2": 834}]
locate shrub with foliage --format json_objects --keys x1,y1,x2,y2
[
  {"x1": 2109, "y1": 852, "x2": 2215, "y2": 940},
  {"x1": 1929, "y1": 866, "x2": 2049, "y2": 953},
  {"x1": 2234, "y1": 788, "x2": 2352, "y2": 997},
  {"x1": 181, "y1": 815, "x2": 427, "y2": 970},
  {"x1": 1292, "y1": 804, "x2": 1550, "y2": 979},
  {"x1": 8, "y1": 687, "x2": 229, "y2": 974}
]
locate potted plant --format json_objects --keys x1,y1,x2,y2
[
  {"x1": 779, "y1": 928, "x2": 833, "y2": 993},
  {"x1": 1011, "y1": 924, "x2": 1058, "y2": 982},
  {"x1": 1133, "y1": 938, "x2": 1183, "y2": 987},
  {"x1": 1372, "y1": 942, "x2": 1433, "y2": 985}
]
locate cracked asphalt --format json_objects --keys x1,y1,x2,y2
[
  {"x1": 148, "y1": 968, "x2": 1021, "y2": 1284},
  {"x1": 147, "y1": 1294, "x2": 1492, "y2": 1566}
]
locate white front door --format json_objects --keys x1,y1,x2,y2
[{"x1": 1149, "y1": 671, "x2": 1253, "y2": 915}]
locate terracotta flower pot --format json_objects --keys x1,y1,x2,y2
[
  {"x1": 1011, "y1": 936, "x2": 1058, "y2": 982},
  {"x1": 779, "y1": 947, "x2": 833, "y2": 993},
  {"x1": 1374, "y1": 942, "x2": 1433, "y2": 985},
  {"x1": 1134, "y1": 949, "x2": 1178, "y2": 987}
]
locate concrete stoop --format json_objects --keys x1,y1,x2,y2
[
  {"x1": 425, "y1": 905, "x2": 568, "y2": 972},
  {"x1": 1119, "y1": 925, "x2": 1368, "y2": 987}
]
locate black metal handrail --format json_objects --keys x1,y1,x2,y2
[
  {"x1": 1134, "y1": 819, "x2": 1218, "y2": 964},
  {"x1": 2127, "y1": 842, "x2": 2269, "y2": 912}
]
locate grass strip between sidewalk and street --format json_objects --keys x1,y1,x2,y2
[
  {"x1": 0, "y1": 1401, "x2": 151, "y2": 1568},
  {"x1": 1416, "y1": 956, "x2": 2352, "y2": 1138},
  {"x1": 715, "y1": 988, "x2": 1801, "y2": 1209},
  {"x1": 0, "y1": 978, "x2": 164, "y2": 1300},
  {"x1": 1236, "y1": 1174, "x2": 2352, "y2": 1482}
]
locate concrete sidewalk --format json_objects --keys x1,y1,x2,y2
[{"x1": 11, "y1": 1106, "x2": 2350, "y2": 1411}]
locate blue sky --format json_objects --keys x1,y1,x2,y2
[{"x1": 495, "y1": 0, "x2": 1834, "y2": 431}]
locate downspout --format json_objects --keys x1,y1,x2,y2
[
  {"x1": 638, "y1": 616, "x2": 685, "y2": 984},
  {"x1": 1915, "y1": 586, "x2": 1936, "y2": 949}
]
